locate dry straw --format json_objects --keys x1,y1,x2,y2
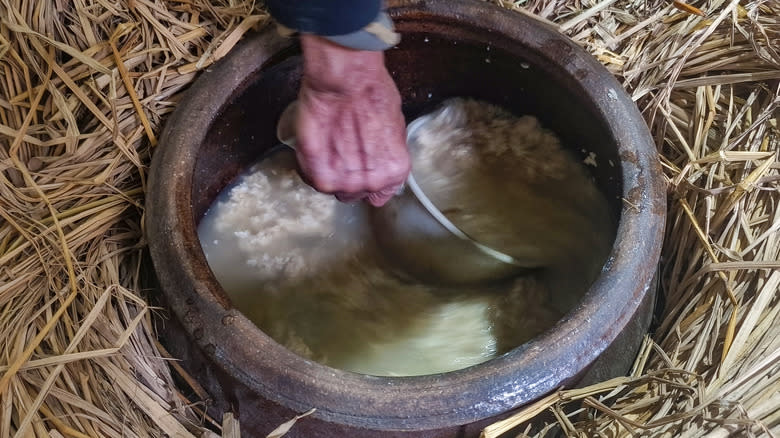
[{"x1": 0, "y1": 0, "x2": 777, "y2": 437}]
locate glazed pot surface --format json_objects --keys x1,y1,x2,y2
[{"x1": 146, "y1": 0, "x2": 666, "y2": 436}]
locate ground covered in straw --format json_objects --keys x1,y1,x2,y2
[{"x1": 0, "y1": 0, "x2": 778, "y2": 436}]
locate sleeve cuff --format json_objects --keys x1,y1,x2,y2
[{"x1": 277, "y1": 11, "x2": 401, "y2": 52}]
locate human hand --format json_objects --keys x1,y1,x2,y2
[{"x1": 295, "y1": 34, "x2": 411, "y2": 207}]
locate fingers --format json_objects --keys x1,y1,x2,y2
[
  {"x1": 294, "y1": 59, "x2": 411, "y2": 206},
  {"x1": 296, "y1": 102, "x2": 409, "y2": 205},
  {"x1": 297, "y1": 146, "x2": 406, "y2": 198},
  {"x1": 366, "y1": 184, "x2": 403, "y2": 207},
  {"x1": 334, "y1": 182, "x2": 402, "y2": 207}
]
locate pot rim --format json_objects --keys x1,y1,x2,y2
[{"x1": 146, "y1": 0, "x2": 666, "y2": 431}]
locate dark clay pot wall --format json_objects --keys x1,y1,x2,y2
[{"x1": 145, "y1": 1, "x2": 666, "y2": 436}]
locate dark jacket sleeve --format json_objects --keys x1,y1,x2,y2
[{"x1": 266, "y1": 0, "x2": 382, "y2": 36}]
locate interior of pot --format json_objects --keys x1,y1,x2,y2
[{"x1": 191, "y1": 38, "x2": 623, "y2": 303}]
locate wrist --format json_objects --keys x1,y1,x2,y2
[{"x1": 301, "y1": 35, "x2": 387, "y2": 95}]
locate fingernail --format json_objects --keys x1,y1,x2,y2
[{"x1": 335, "y1": 192, "x2": 364, "y2": 203}]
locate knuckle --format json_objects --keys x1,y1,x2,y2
[
  {"x1": 306, "y1": 169, "x2": 338, "y2": 193},
  {"x1": 341, "y1": 177, "x2": 365, "y2": 194},
  {"x1": 330, "y1": 172, "x2": 364, "y2": 194},
  {"x1": 386, "y1": 156, "x2": 412, "y2": 181},
  {"x1": 365, "y1": 176, "x2": 387, "y2": 193},
  {"x1": 364, "y1": 167, "x2": 400, "y2": 193}
]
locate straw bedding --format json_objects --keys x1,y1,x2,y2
[{"x1": 0, "y1": 0, "x2": 777, "y2": 436}]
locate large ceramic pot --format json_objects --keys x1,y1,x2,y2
[{"x1": 146, "y1": 0, "x2": 666, "y2": 436}]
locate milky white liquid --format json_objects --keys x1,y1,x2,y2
[{"x1": 198, "y1": 148, "x2": 538, "y2": 376}]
